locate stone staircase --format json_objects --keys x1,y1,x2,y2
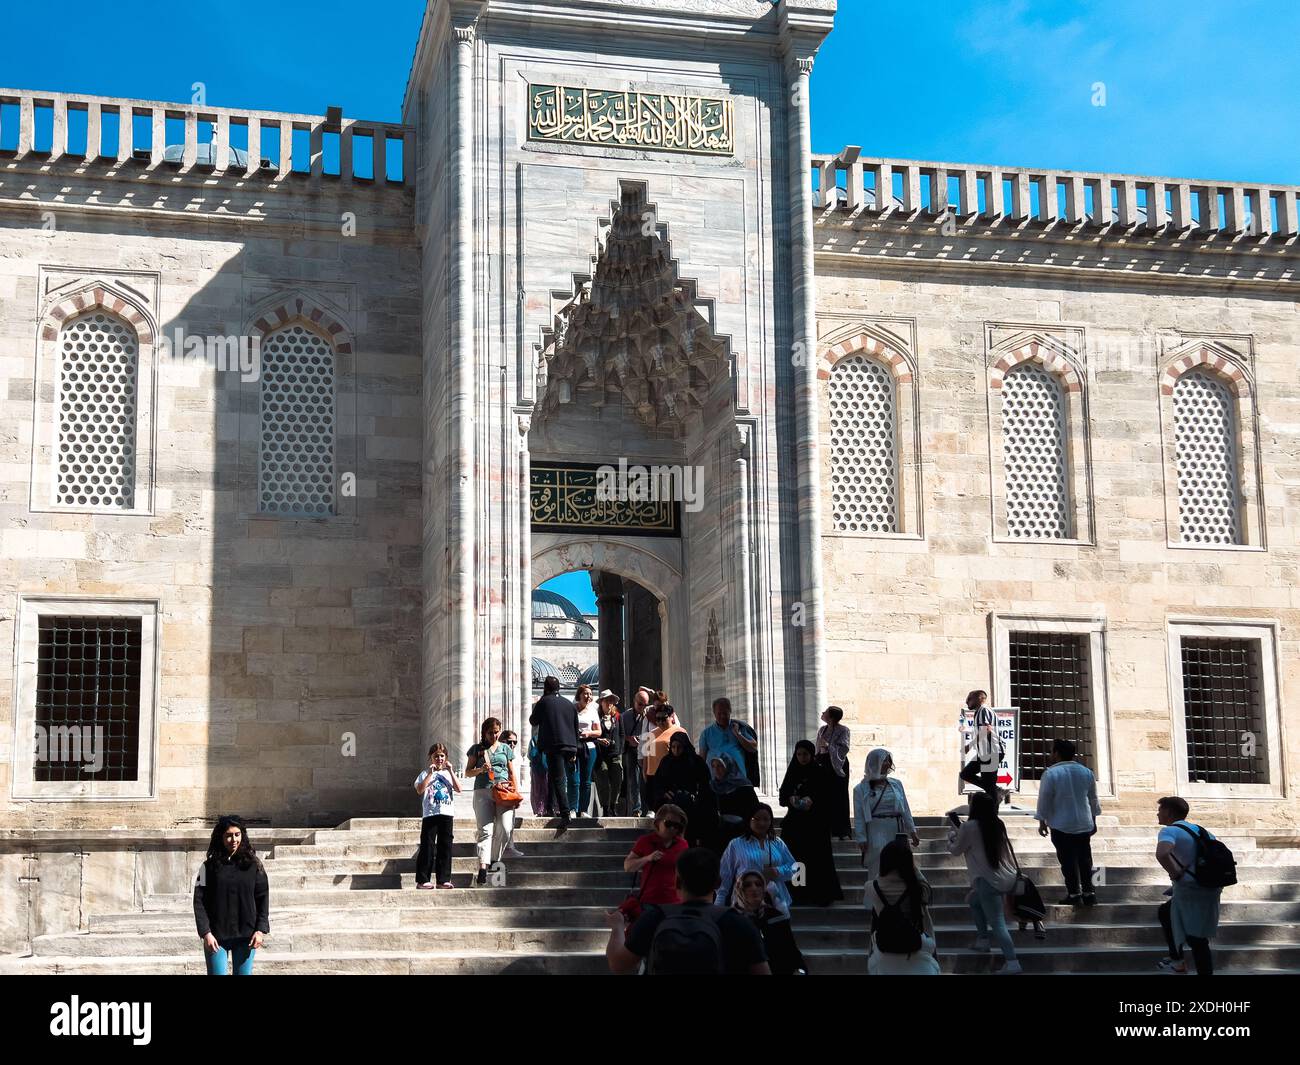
[{"x1": 6, "y1": 815, "x2": 1300, "y2": 975}]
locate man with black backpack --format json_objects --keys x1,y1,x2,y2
[
  {"x1": 1154, "y1": 796, "x2": 1235, "y2": 976},
  {"x1": 603, "y1": 847, "x2": 770, "y2": 975}
]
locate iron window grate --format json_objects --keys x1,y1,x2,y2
[
  {"x1": 35, "y1": 616, "x2": 142, "y2": 782},
  {"x1": 1180, "y1": 637, "x2": 1266, "y2": 784},
  {"x1": 1008, "y1": 632, "x2": 1094, "y2": 781}
]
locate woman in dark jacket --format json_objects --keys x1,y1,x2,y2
[
  {"x1": 593, "y1": 691, "x2": 625, "y2": 818},
  {"x1": 194, "y1": 814, "x2": 270, "y2": 975},
  {"x1": 654, "y1": 733, "x2": 718, "y2": 850},
  {"x1": 779, "y1": 740, "x2": 844, "y2": 906}
]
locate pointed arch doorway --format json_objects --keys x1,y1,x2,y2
[{"x1": 530, "y1": 540, "x2": 685, "y2": 722}]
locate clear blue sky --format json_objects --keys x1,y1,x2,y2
[
  {"x1": 3, "y1": 0, "x2": 1295, "y2": 184},
  {"x1": 541, "y1": 572, "x2": 597, "y2": 614}
]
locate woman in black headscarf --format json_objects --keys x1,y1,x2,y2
[
  {"x1": 779, "y1": 740, "x2": 844, "y2": 906},
  {"x1": 653, "y1": 732, "x2": 718, "y2": 850}
]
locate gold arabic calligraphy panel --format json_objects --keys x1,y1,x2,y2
[
  {"x1": 531, "y1": 463, "x2": 680, "y2": 537},
  {"x1": 528, "y1": 84, "x2": 734, "y2": 156}
]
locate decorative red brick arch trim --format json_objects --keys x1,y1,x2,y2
[
  {"x1": 817, "y1": 332, "x2": 913, "y2": 383},
  {"x1": 39, "y1": 285, "x2": 154, "y2": 350},
  {"x1": 989, "y1": 341, "x2": 1082, "y2": 393},
  {"x1": 1159, "y1": 347, "x2": 1250, "y2": 398},
  {"x1": 251, "y1": 295, "x2": 353, "y2": 355}
]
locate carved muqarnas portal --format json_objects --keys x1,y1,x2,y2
[{"x1": 536, "y1": 185, "x2": 729, "y2": 437}]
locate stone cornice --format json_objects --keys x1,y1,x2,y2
[
  {"x1": 778, "y1": 0, "x2": 837, "y2": 66},
  {"x1": 407, "y1": 1, "x2": 788, "y2": 125},
  {"x1": 814, "y1": 231, "x2": 1299, "y2": 295},
  {"x1": 0, "y1": 165, "x2": 416, "y2": 244}
]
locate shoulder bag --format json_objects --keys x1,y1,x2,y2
[
  {"x1": 1004, "y1": 835, "x2": 1046, "y2": 919},
  {"x1": 484, "y1": 745, "x2": 523, "y2": 810}
]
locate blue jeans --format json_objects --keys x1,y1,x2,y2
[
  {"x1": 564, "y1": 751, "x2": 581, "y2": 813},
  {"x1": 205, "y1": 937, "x2": 256, "y2": 975},
  {"x1": 576, "y1": 745, "x2": 598, "y2": 815},
  {"x1": 969, "y1": 878, "x2": 1016, "y2": 961}
]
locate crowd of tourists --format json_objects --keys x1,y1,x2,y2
[{"x1": 194, "y1": 686, "x2": 1235, "y2": 977}]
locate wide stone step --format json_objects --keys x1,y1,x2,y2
[
  {"x1": 334, "y1": 815, "x2": 1126, "y2": 833},
  {"x1": 10, "y1": 942, "x2": 1300, "y2": 976},
  {"x1": 141, "y1": 875, "x2": 1300, "y2": 912},
  {"x1": 86, "y1": 897, "x2": 1300, "y2": 934},
  {"x1": 32, "y1": 914, "x2": 1300, "y2": 958},
  {"x1": 299, "y1": 826, "x2": 1258, "y2": 849},
  {"x1": 254, "y1": 863, "x2": 1300, "y2": 891},
  {"x1": 258, "y1": 842, "x2": 1263, "y2": 868},
  {"x1": 260, "y1": 849, "x2": 1290, "y2": 876}
]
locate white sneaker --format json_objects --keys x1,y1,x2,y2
[
  {"x1": 973, "y1": 935, "x2": 992, "y2": 952},
  {"x1": 997, "y1": 960, "x2": 1023, "y2": 975},
  {"x1": 503, "y1": 844, "x2": 524, "y2": 859}
]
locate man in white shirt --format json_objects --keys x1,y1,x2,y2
[{"x1": 1035, "y1": 738, "x2": 1101, "y2": 906}]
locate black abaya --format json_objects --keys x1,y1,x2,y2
[{"x1": 779, "y1": 760, "x2": 844, "y2": 906}]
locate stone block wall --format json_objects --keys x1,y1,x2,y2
[
  {"x1": 814, "y1": 249, "x2": 1300, "y2": 829},
  {"x1": 0, "y1": 159, "x2": 423, "y2": 830}
]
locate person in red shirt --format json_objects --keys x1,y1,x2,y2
[{"x1": 618, "y1": 804, "x2": 689, "y2": 924}]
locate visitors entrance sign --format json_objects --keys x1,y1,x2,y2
[{"x1": 959, "y1": 707, "x2": 1020, "y2": 793}]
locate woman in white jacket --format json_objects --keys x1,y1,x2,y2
[{"x1": 853, "y1": 748, "x2": 920, "y2": 882}]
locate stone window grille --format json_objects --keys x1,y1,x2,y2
[
  {"x1": 13, "y1": 597, "x2": 160, "y2": 801},
  {"x1": 1008, "y1": 632, "x2": 1094, "y2": 781},
  {"x1": 56, "y1": 311, "x2": 139, "y2": 509},
  {"x1": 1002, "y1": 364, "x2": 1071, "y2": 538},
  {"x1": 828, "y1": 355, "x2": 899, "y2": 533},
  {"x1": 1173, "y1": 370, "x2": 1241, "y2": 545},
  {"x1": 541, "y1": 624, "x2": 559, "y2": 639},
  {"x1": 35, "y1": 616, "x2": 143, "y2": 782},
  {"x1": 1179, "y1": 637, "x2": 1266, "y2": 785},
  {"x1": 258, "y1": 324, "x2": 337, "y2": 516}
]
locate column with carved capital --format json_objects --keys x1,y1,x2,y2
[
  {"x1": 517, "y1": 412, "x2": 533, "y2": 740},
  {"x1": 450, "y1": 16, "x2": 478, "y2": 761},
  {"x1": 731, "y1": 424, "x2": 756, "y2": 758},
  {"x1": 784, "y1": 35, "x2": 829, "y2": 739}
]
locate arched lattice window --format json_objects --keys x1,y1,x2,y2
[
  {"x1": 1173, "y1": 369, "x2": 1240, "y2": 545},
  {"x1": 56, "y1": 311, "x2": 139, "y2": 509},
  {"x1": 259, "y1": 324, "x2": 336, "y2": 516},
  {"x1": 1002, "y1": 363, "x2": 1070, "y2": 538},
  {"x1": 829, "y1": 355, "x2": 899, "y2": 533}
]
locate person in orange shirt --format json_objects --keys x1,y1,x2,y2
[{"x1": 643, "y1": 703, "x2": 687, "y2": 811}]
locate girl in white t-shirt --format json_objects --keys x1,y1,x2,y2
[{"x1": 414, "y1": 743, "x2": 460, "y2": 889}]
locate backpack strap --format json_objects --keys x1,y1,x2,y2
[{"x1": 1171, "y1": 822, "x2": 1204, "y2": 875}]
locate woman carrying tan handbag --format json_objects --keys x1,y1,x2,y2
[{"x1": 465, "y1": 717, "x2": 521, "y2": 886}]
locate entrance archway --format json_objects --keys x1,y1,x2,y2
[
  {"x1": 530, "y1": 538, "x2": 686, "y2": 724},
  {"x1": 532, "y1": 568, "x2": 663, "y2": 704}
]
